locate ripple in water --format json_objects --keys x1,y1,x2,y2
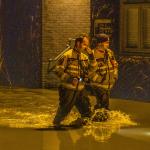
[
  {"x1": 83, "y1": 109, "x2": 137, "y2": 142},
  {"x1": 0, "y1": 107, "x2": 137, "y2": 142}
]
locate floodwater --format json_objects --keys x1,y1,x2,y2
[{"x1": 0, "y1": 87, "x2": 150, "y2": 150}]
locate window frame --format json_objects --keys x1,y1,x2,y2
[{"x1": 120, "y1": 2, "x2": 150, "y2": 56}]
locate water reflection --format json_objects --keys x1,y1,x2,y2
[
  {"x1": 118, "y1": 128, "x2": 150, "y2": 142},
  {"x1": 83, "y1": 110, "x2": 137, "y2": 142},
  {"x1": 0, "y1": 88, "x2": 137, "y2": 142}
]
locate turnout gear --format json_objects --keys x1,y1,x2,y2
[
  {"x1": 86, "y1": 47, "x2": 118, "y2": 110},
  {"x1": 53, "y1": 87, "x2": 92, "y2": 126},
  {"x1": 53, "y1": 45, "x2": 97, "y2": 126},
  {"x1": 88, "y1": 47, "x2": 118, "y2": 111},
  {"x1": 55, "y1": 49, "x2": 97, "y2": 90},
  {"x1": 89, "y1": 48, "x2": 118, "y2": 90}
]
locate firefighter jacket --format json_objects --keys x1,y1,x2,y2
[
  {"x1": 88, "y1": 48, "x2": 118, "y2": 90},
  {"x1": 55, "y1": 49, "x2": 97, "y2": 90}
]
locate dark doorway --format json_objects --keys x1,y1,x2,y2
[{"x1": 1, "y1": 0, "x2": 42, "y2": 88}]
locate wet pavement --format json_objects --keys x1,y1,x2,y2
[{"x1": 0, "y1": 87, "x2": 150, "y2": 150}]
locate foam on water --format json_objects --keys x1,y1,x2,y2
[
  {"x1": 83, "y1": 109, "x2": 137, "y2": 142},
  {"x1": 0, "y1": 107, "x2": 137, "y2": 142}
]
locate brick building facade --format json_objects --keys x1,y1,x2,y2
[
  {"x1": 42, "y1": 0, "x2": 91, "y2": 87},
  {"x1": 0, "y1": 0, "x2": 150, "y2": 100}
]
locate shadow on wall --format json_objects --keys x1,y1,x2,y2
[{"x1": 111, "y1": 56, "x2": 150, "y2": 101}]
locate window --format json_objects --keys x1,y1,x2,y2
[
  {"x1": 94, "y1": 19, "x2": 113, "y2": 48},
  {"x1": 120, "y1": 3, "x2": 150, "y2": 54}
]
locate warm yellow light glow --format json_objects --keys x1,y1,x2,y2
[
  {"x1": 0, "y1": 107, "x2": 137, "y2": 142},
  {"x1": 83, "y1": 110, "x2": 137, "y2": 142}
]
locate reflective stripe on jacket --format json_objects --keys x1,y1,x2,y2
[
  {"x1": 55, "y1": 49, "x2": 97, "y2": 90},
  {"x1": 89, "y1": 48, "x2": 118, "y2": 90}
]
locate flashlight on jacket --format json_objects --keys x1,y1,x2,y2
[{"x1": 79, "y1": 78, "x2": 82, "y2": 82}]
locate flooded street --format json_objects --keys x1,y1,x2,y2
[{"x1": 0, "y1": 87, "x2": 150, "y2": 150}]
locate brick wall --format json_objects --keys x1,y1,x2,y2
[{"x1": 42, "y1": 0, "x2": 91, "y2": 87}]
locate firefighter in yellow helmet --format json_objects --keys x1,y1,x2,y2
[
  {"x1": 87, "y1": 33, "x2": 118, "y2": 121},
  {"x1": 53, "y1": 34, "x2": 97, "y2": 127}
]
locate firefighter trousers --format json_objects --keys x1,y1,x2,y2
[
  {"x1": 85, "y1": 85, "x2": 110, "y2": 110},
  {"x1": 53, "y1": 86, "x2": 91, "y2": 125}
]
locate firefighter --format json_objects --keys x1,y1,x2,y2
[
  {"x1": 87, "y1": 33, "x2": 118, "y2": 121},
  {"x1": 53, "y1": 33, "x2": 97, "y2": 127}
]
